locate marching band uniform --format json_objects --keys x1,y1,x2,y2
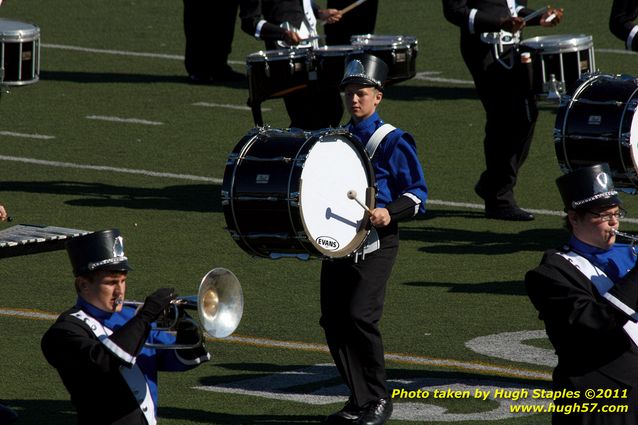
[
  {"x1": 324, "y1": 0, "x2": 378, "y2": 46},
  {"x1": 609, "y1": 0, "x2": 638, "y2": 52},
  {"x1": 239, "y1": 0, "x2": 344, "y2": 130},
  {"x1": 320, "y1": 54, "x2": 427, "y2": 425},
  {"x1": 442, "y1": 0, "x2": 547, "y2": 221},
  {"x1": 525, "y1": 164, "x2": 638, "y2": 425},
  {"x1": 41, "y1": 230, "x2": 209, "y2": 425}
]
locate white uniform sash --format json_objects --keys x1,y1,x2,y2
[
  {"x1": 71, "y1": 310, "x2": 157, "y2": 425},
  {"x1": 556, "y1": 251, "x2": 638, "y2": 345},
  {"x1": 365, "y1": 124, "x2": 396, "y2": 159},
  {"x1": 301, "y1": 0, "x2": 318, "y2": 47}
]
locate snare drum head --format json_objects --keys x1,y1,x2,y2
[
  {"x1": 0, "y1": 19, "x2": 40, "y2": 42},
  {"x1": 246, "y1": 48, "x2": 309, "y2": 63},
  {"x1": 521, "y1": 34, "x2": 593, "y2": 54},
  {"x1": 314, "y1": 45, "x2": 357, "y2": 57},
  {"x1": 299, "y1": 132, "x2": 373, "y2": 257},
  {"x1": 351, "y1": 34, "x2": 417, "y2": 47}
]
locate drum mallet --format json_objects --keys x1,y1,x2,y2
[
  {"x1": 340, "y1": 0, "x2": 368, "y2": 15},
  {"x1": 347, "y1": 190, "x2": 372, "y2": 213}
]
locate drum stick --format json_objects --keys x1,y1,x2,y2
[
  {"x1": 340, "y1": 0, "x2": 368, "y2": 15},
  {"x1": 523, "y1": 5, "x2": 549, "y2": 22},
  {"x1": 347, "y1": 190, "x2": 372, "y2": 213}
]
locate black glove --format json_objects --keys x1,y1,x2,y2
[
  {"x1": 176, "y1": 313, "x2": 202, "y2": 346},
  {"x1": 137, "y1": 287, "x2": 176, "y2": 323}
]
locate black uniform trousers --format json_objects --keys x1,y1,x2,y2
[
  {"x1": 183, "y1": 0, "x2": 239, "y2": 78},
  {"x1": 461, "y1": 34, "x2": 537, "y2": 209},
  {"x1": 320, "y1": 225, "x2": 399, "y2": 407},
  {"x1": 325, "y1": 0, "x2": 378, "y2": 45}
]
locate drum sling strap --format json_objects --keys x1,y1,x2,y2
[
  {"x1": 556, "y1": 250, "x2": 638, "y2": 346},
  {"x1": 365, "y1": 123, "x2": 396, "y2": 159},
  {"x1": 353, "y1": 124, "x2": 397, "y2": 261},
  {"x1": 71, "y1": 310, "x2": 157, "y2": 425}
]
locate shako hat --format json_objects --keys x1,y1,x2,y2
[
  {"x1": 66, "y1": 229, "x2": 132, "y2": 277},
  {"x1": 556, "y1": 163, "x2": 622, "y2": 211},
  {"x1": 340, "y1": 53, "x2": 388, "y2": 91}
]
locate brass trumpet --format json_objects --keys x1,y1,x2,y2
[{"x1": 119, "y1": 267, "x2": 243, "y2": 349}]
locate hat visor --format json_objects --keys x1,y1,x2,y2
[
  {"x1": 93, "y1": 260, "x2": 133, "y2": 273},
  {"x1": 340, "y1": 76, "x2": 380, "y2": 90}
]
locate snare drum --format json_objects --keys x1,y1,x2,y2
[
  {"x1": 350, "y1": 34, "x2": 418, "y2": 84},
  {"x1": 0, "y1": 18, "x2": 40, "y2": 86},
  {"x1": 314, "y1": 45, "x2": 358, "y2": 87},
  {"x1": 554, "y1": 73, "x2": 638, "y2": 190},
  {"x1": 520, "y1": 34, "x2": 595, "y2": 98},
  {"x1": 246, "y1": 48, "x2": 313, "y2": 104},
  {"x1": 222, "y1": 128, "x2": 375, "y2": 259}
]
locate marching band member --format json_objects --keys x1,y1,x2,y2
[
  {"x1": 41, "y1": 229, "x2": 209, "y2": 425},
  {"x1": 320, "y1": 54, "x2": 427, "y2": 425},
  {"x1": 442, "y1": 0, "x2": 563, "y2": 221},
  {"x1": 239, "y1": 0, "x2": 344, "y2": 130},
  {"x1": 526, "y1": 164, "x2": 638, "y2": 425},
  {"x1": 610, "y1": 0, "x2": 638, "y2": 52}
]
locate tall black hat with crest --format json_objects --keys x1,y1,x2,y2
[
  {"x1": 66, "y1": 229, "x2": 132, "y2": 277},
  {"x1": 340, "y1": 53, "x2": 389, "y2": 91},
  {"x1": 556, "y1": 163, "x2": 622, "y2": 211}
]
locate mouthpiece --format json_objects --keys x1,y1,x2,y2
[
  {"x1": 115, "y1": 298, "x2": 124, "y2": 305},
  {"x1": 612, "y1": 229, "x2": 638, "y2": 242}
]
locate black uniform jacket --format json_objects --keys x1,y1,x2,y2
[
  {"x1": 525, "y1": 249, "x2": 638, "y2": 388},
  {"x1": 42, "y1": 306, "x2": 153, "y2": 424},
  {"x1": 442, "y1": 0, "x2": 540, "y2": 35},
  {"x1": 240, "y1": 0, "x2": 318, "y2": 42},
  {"x1": 609, "y1": 0, "x2": 638, "y2": 51}
]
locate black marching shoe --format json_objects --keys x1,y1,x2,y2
[
  {"x1": 357, "y1": 398, "x2": 392, "y2": 425},
  {"x1": 324, "y1": 397, "x2": 363, "y2": 424},
  {"x1": 485, "y1": 206, "x2": 535, "y2": 221}
]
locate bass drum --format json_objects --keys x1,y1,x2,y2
[
  {"x1": 222, "y1": 128, "x2": 376, "y2": 259},
  {"x1": 555, "y1": 73, "x2": 638, "y2": 190}
]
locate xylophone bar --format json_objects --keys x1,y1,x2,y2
[{"x1": 0, "y1": 224, "x2": 91, "y2": 259}]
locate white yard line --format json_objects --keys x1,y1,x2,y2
[
  {"x1": 192, "y1": 102, "x2": 272, "y2": 111},
  {"x1": 0, "y1": 131, "x2": 56, "y2": 140},
  {"x1": 85, "y1": 115, "x2": 164, "y2": 126},
  {"x1": 41, "y1": 43, "x2": 244, "y2": 65},
  {"x1": 0, "y1": 155, "x2": 222, "y2": 183}
]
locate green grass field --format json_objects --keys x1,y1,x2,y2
[{"x1": 1, "y1": 0, "x2": 638, "y2": 424}]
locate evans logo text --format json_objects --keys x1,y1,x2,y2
[{"x1": 316, "y1": 236, "x2": 339, "y2": 250}]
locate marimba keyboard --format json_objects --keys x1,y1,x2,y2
[{"x1": 0, "y1": 224, "x2": 91, "y2": 258}]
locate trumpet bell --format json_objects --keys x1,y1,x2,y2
[{"x1": 198, "y1": 267, "x2": 243, "y2": 338}]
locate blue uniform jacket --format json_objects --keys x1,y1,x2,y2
[
  {"x1": 568, "y1": 237, "x2": 636, "y2": 283},
  {"x1": 346, "y1": 112, "x2": 428, "y2": 217}
]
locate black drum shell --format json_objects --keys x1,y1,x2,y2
[{"x1": 554, "y1": 73, "x2": 638, "y2": 189}]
